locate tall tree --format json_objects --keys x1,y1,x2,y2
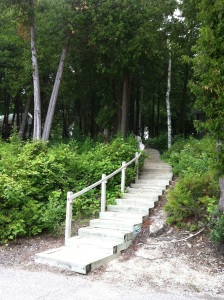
[
  {"x1": 29, "y1": 0, "x2": 41, "y2": 141},
  {"x1": 191, "y1": 0, "x2": 224, "y2": 211},
  {"x1": 166, "y1": 40, "x2": 172, "y2": 148},
  {"x1": 77, "y1": 0, "x2": 176, "y2": 137},
  {"x1": 42, "y1": 35, "x2": 70, "y2": 142}
]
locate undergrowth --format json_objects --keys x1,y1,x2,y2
[
  {"x1": 162, "y1": 136, "x2": 222, "y2": 234},
  {"x1": 0, "y1": 134, "x2": 143, "y2": 242}
]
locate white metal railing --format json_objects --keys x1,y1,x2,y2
[{"x1": 65, "y1": 139, "x2": 145, "y2": 241}]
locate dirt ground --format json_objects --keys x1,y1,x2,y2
[{"x1": 1, "y1": 188, "x2": 224, "y2": 299}]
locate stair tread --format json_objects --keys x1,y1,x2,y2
[
  {"x1": 35, "y1": 245, "x2": 118, "y2": 274},
  {"x1": 79, "y1": 226, "x2": 130, "y2": 234}
]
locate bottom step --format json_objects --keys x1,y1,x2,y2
[{"x1": 35, "y1": 246, "x2": 119, "y2": 275}]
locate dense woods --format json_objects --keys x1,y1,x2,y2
[
  {"x1": 1, "y1": 0, "x2": 224, "y2": 242},
  {"x1": 0, "y1": 0, "x2": 197, "y2": 141}
]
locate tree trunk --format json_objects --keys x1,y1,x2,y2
[
  {"x1": 114, "y1": 80, "x2": 122, "y2": 134},
  {"x1": 151, "y1": 94, "x2": 155, "y2": 138},
  {"x1": 219, "y1": 177, "x2": 224, "y2": 213},
  {"x1": 139, "y1": 87, "x2": 143, "y2": 137},
  {"x1": 30, "y1": 0, "x2": 41, "y2": 141},
  {"x1": 156, "y1": 84, "x2": 161, "y2": 137},
  {"x1": 19, "y1": 96, "x2": 31, "y2": 140},
  {"x1": 2, "y1": 90, "x2": 10, "y2": 140},
  {"x1": 166, "y1": 43, "x2": 172, "y2": 149},
  {"x1": 42, "y1": 37, "x2": 69, "y2": 142},
  {"x1": 121, "y1": 76, "x2": 131, "y2": 137},
  {"x1": 179, "y1": 64, "x2": 189, "y2": 136},
  {"x1": 62, "y1": 103, "x2": 69, "y2": 139}
]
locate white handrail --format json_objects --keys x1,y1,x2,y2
[
  {"x1": 67, "y1": 152, "x2": 141, "y2": 203},
  {"x1": 65, "y1": 137, "x2": 145, "y2": 241}
]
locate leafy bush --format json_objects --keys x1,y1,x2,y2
[
  {"x1": 210, "y1": 214, "x2": 224, "y2": 243},
  {"x1": 0, "y1": 135, "x2": 142, "y2": 242},
  {"x1": 146, "y1": 133, "x2": 185, "y2": 154},
  {"x1": 163, "y1": 136, "x2": 220, "y2": 231},
  {"x1": 162, "y1": 136, "x2": 217, "y2": 176},
  {"x1": 165, "y1": 172, "x2": 219, "y2": 230}
]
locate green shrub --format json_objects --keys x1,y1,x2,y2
[
  {"x1": 210, "y1": 214, "x2": 224, "y2": 243},
  {"x1": 165, "y1": 171, "x2": 219, "y2": 230},
  {"x1": 0, "y1": 135, "x2": 142, "y2": 242},
  {"x1": 163, "y1": 136, "x2": 220, "y2": 231},
  {"x1": 162, "y1": 136, "x2": 217, "y2": 176},
  {"x1": 146, "y1": 133, "x2": 185, "y2": 154}
]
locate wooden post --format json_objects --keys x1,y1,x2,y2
[
  {"x1": 135, "y1": 152, "x2": 139, "y2": 182},
  {"x1": 121, "y1": 161, "x2": 126, "y2": 193},
  {"x1": 65, "y1": 191, "x2": 73, "y2": 242},
  {"x1": 101, "y1": 174, "x2": 107, "y2": 212}
]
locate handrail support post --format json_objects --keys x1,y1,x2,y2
[
  {"x1": 135, "y1": 152, "x2": 139, "y2": 182},
  {"x1": 65, "y1": 191, "x2": 73, "y2": 242},
  {"x1": 101, "y1": 174, "x2": 107, "y2": 212},
  {"x1": 121, "y1": 161, "x2": 126, "y2": 193}
]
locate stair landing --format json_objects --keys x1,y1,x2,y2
[{"x1": 35, "y1": 148, "x2": 172, "y2": 274}]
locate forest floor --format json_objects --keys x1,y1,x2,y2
[{"x1": 1, "y1": 187, "x2": 224, "y2": 299}]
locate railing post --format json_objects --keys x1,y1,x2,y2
[
  {"x1": 101, "y1": 174, "x2": 107, "y2": 212},
  {"x1": 121, "y1": 161, "x2": 126, "y2": 193},
  {"x1": 135, "y1": 152, "x2": 139, "y2": 182},
  {"x1": 65, "y1": 191, "x2": 73, "y2": 242}
]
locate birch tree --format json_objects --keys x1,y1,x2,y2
[
  {"x1": 29, "y1": 0, "x2": 41, "y2": 141},
  {"x1": 166, "y1": 40, "x2": 172, "y2": 149}
]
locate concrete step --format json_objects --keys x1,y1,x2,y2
[
  {"x1": 142, "y1": 165, "x2": 172, "y2": 170},
  {"x1": 139, "y1": 173, "x2": 172, "y2": 179},
  {"x1": 137, "y1": 175, "x2": 172, "y2": 181},
  {"x1": 142, "y1": 168, "x2": 172, "y2": 173},
  {"x1": 78, "y1": 226, "x2": 136, "y2": 242},
  {"x1": 107, "y1": 204, "x2": 152, "y2": 215},
  {"x1": 126, "y1": 187, "x2": 164, "y2": 195},
  {"x1": 35, "y1": 246, "x2": 119, "y2": 275},
  {"x1": 130, "y1": 183, "x2": 168, "y2": 189},
  {"x1": 90, "y1": 218, "x2": 142, "y2": 232},
  {"x1": 99, "y1": 211, "x2": 146, "y2": 223},
  {"x1": 65, "y1": 236, "x2": 118, "y2": 254},
  {"x1": 139, "y1": 175, "x2": 172, "y2": 182},
  {"x1": 65, "y1": 236, "x2": 133, "y2": 254},
  {"x1": 115, "y1": 198, "x2": 155, "y2": 207},
  {"x1": 122, "y1": 193, "x2": 159, "y2": 201},
  {"x1": 135, "y1": 176, "x2": 172, "y2": 185}
]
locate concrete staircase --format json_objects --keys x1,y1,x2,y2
[{"x1": 35, "y1": 148, "x2": 172, "y2": 274}]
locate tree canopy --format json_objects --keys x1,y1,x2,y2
[{"x1": 1, "y1": 0, "x2": 222, "y2": 144}]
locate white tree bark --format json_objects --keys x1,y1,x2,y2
[
  {"x1": 166, "y1": 41, "x2": 172, "y2": 149},
  {"x1": 30, "y1": 0, "x2": 41, "y2": 141},
  {"x1": 42, "y1": 37, "x2": 69, "y2": 142}
]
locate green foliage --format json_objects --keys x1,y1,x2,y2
[
  {"x1": 145, "y1": 133, "x2": 168, "y2": 154},
  {"x1": 162, "y1": 136, "x2": 217, "y2": 176},
  {"x1": 210, "y1": 214, "x2": 224, "y2": 243},
  {"x1": 191, "y1": 0, "x2": 224, "y2": 142},
  {"x1": 0, "y1": 135, "x2": 141, "y2": 242},
  {"x1": 165, "y1": 172, "x2": 219, "y2": 230},
  {"x1": 163, "y1": 136, "x2": 220, "y2": 230},
  {"x1": 41, "y1": 190, "x2": 65, "y2": 234},
  {"x1": 146, "y1": 134, "x2": 186, "y2": 154}
]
